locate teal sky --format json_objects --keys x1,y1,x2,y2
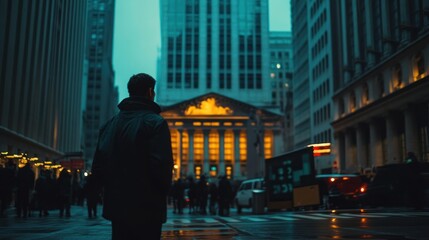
[{"x1": 113, "y1": 0, "x2": 291, "y2": 101}]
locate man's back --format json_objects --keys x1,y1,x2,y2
[{"x1": 92, "y1": 96, "x2": 173, "y2": 223}]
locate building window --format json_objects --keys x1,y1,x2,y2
[
  {"x1": 414, "y1": 53, "x2": 426, "y2": 80},
  {"x1": 209, "y1": 130, "x2": 219, "y2": 162},
  {"x1": 362, "y1": 82, "x2": 369, "y2": 105},
  {"x1": 392, "y1": 64, "x2": 402, "y2": 90},
  {"x1": 224, "y1": 130, "x2": 234, "y2": 161},
  {"x1": 170, "y1": 129, "x2": 179, "y2": 162},
  {"x1": 350, "y1": 91, "x2": 356, "y2": 112},
  {"x1": 239, "y1": 130, "x2": 247, "y2": 161},
  {"x1": 182, "y1": 130, "x2": 189, "y2": 162},
  {"x1": 194, "y1": 130, "x2": 204, "y2": 161},
  {"x1": 264, "y1": 130, "x2": 273, "y2": 159}
]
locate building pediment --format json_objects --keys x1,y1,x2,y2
[{"x1": 161, "y1": 92, "x2": 282, "y2": 120}]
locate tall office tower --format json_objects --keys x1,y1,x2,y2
[
  {"x1": 84, "y1": 0, "x2": 118, "y2": 169},
  {"x1": 0, "y1": 1, "x2": 87, "y2": 164},
  {"x1": 332, "y1": 0, "x2": 429, "y2": 173},
  {"x1": 158, "y1": 0, "x2": 271, "y2": 107},
  {"x1": 269, "y1": 31, "x2": 294, "y2": 152},
  {"x1": 291, "y1": 0, "x2": 312, "y2": 148}
]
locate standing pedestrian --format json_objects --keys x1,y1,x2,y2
[
  {"x1": 209, "y1": 181, "x2": 218, "y2": 215},
  {"x1": 187, "y1": 177, "x2": 197, "y2": 214},
  {"x1": 197, "y1": 175, "x2": 208, "y2": 214},
  {"x1": 0, "y1": 160, "x2": 15, "y2": 217},
  {"x1": 92, "y1": 73, "x2": 174, "y2": 240},
  {"x1": 15, "y1": 163, "x2": 34, "y2": 218},
  {"x1": 83, "y1": 174, "x2": 100, "y2": 218},
  {"x1": 57, "y1": 169, "x2": 72, "y2": 217},
  {"x1": 218, "y1": 176, "x2": 232, "y2": 216}
]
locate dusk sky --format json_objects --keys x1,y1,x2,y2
[{"x1": 113, "y1": 0, "x2": 291, "y2": 101}]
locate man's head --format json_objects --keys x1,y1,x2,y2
[{"x1": 127, "y1": 73, "x2": 156, "y2": 100}]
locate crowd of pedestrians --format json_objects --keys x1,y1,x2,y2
[
  {"x1": 0, "y1": 160, "x2": 101, "y2": 219},
  {"x1": 170, "y1": 175, "x2": 234, "y2": 217}
]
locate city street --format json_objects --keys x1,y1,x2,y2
[{"x1": 1, "y1": 205, "x2": 428, "y2": 239}]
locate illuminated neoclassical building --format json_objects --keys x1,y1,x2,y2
[{"x1": 161, "y1": 93, "x2": 283, "y2": 180}]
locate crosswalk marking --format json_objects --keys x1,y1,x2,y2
[
  {"x1": 269, "y1": 216, "x2": 297, "y2": 221},
  {"x1": 310, "y1": 213, "x2": 353, "y2": 219},
  {"x1": 238, "y1": 217, "x2": 268, "y2": 222},
  {"x1": 285, "y1": 214, "x2": 325, "y2": 220},
  {"x1": 165, "y1": 211, "x2": 429, "y2": 225},
  {"x1": 368, "y1": 213, "x2": 409, "y2": 217},
  {"x1": 340, "y1": 213, "x2": 384, "y2": 218},
  {"x1": 217, "y1": 217, "x2": 241, "y2": 222}
]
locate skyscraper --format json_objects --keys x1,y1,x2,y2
[
  {"x1": 158, "y1": 0, "x2": 271, "y2": 107},
  {"x1": 84, "y1": 0, "x2": 118, "y2": 168},
  {"x1": 0, "y1": 0, "x2": 87, "y2": 163}
]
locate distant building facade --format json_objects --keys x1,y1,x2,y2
[
  {"x1": 0, "y1": 1, "x2": 87, "y2": 165},
  {"x1": 161, "y1": 93, "x2": 283, "y2": 180},
  {"x1": 269, "y1": 31, "x2": 294, "y2": 152},
  {"x1": 84, "y1": 0, "x2": 118, "y2": 169},
  {"x1": 331, "y1": 0, "x2": 429, "y2": 172}
]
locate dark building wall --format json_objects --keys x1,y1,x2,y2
[{"x1": 0, "y1": 0, "x2": 87, "y2": 158}]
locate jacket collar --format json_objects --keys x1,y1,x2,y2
[{"x1": 117, "y1": 96, "x2": 161, "y2": 114}]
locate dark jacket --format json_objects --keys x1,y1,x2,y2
[{"x1": 91, "y1": 96, "x2": 173, "y2": 223}]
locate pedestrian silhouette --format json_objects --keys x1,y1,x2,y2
[
  {"x1": 83, "y1": 174, "x2": 100, "y2": 218},
  {"x1": 197, "y1": 175, "x2": 209, "y2": 214},
  {"x1": 92, "y1": 73, "x2": 174, "y2": 240},
  {"x1": 57, "y1": 169, "x2": 72, "y2": 217},
  {"x1": 186, "y1": 177, "x2": 197, "y2": 214},
  {"x1": 16, "y1": 163, "x2": 34, "y2": 218},
  {"x1": 0, "y1": 160, "x2": 16, "y2": 217},
  {"x1": 218, "y1": 176, "x2": 232, "y2": 216},
  {"x1": 209, "y1": 181, "x2": 218, "y2": 215},
  {"x1": 35, "y1": 170, "x2": 54, "y2": 217}
]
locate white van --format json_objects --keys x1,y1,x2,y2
[{"x1": 235, "y1": 178, "x2": 264, "y2": 213}]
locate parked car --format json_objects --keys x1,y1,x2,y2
[
  {"x1": 235, "y1": 178, "x2": 264, "y2": 213},
  {"x1": 316, "y1": 174, "x2": 367, "y2": 209},
  {"x1": 361, "y1": 163, "x2": 429, "y2": 208}
]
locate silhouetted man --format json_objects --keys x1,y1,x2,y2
[{"x1": 92, "y1": 73, "x2": 174, "y2": 239}]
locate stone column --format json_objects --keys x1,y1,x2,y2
[
  {"x1": 352, "y1": 0, "x2": 362, "y2": 75},
  {"x1": 219, "y1": 129, "x2": 225, "y2": 176},
  {"x1": 364, "y1": 0, "x2": 376, "y2": 67},
  {"x1": 356, "y1": 123, "x2": 368, "y2": 170},
  {"x1": 369, "y1": 119, "x2": 383, "y2": 167},
  {"x1": 404, "y1": 107, "x2": 420, "y2": 156},
  {"x1": 386, "y1": 113, "x2": 400, "y2": 163},
  {"x1": 203, "y1": 129, "x2": 210, "y2": 174},
  {"x1": 178, "y1": 129, "x2": 183, "y2": 177},
  {"x1": 234, "y1": 129, "x2": 241, "y2": 178},
  {"x1": 188, "y1": 130, "x2": 194, "y2": 176},
  {"x1": 399, "y1": 2, "x2": 411, "y2": 44},
  {"x1": 381, "y1": 0, "x2": 393, "y2": 57},
  {"x1": 344, "y1": 129, "x2": 355, "y2": 172}
]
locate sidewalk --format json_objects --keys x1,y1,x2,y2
[{"x1": 0, "y1": 205, "x2": 112, "y2": 240}]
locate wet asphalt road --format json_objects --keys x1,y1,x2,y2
[{"x1": 1, "y1": 205, "x2": 428, "y2": 239}]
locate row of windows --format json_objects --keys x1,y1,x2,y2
[
  {"x1": 338, "y1": 53, "x2": 426, "y2": 115},
  {"x1": 271, "y1": 51, "x2": 290, "y2": 59},
  {"x1": 314, "y1": 129, "x2": 331, "y2": 144},
  {"x1": 313, "y1": 78, "x2": 330, "y2": 103},
  {"x1": 311, "y1": 31, "x2": 328, "y2": 59},
  {"x1": 314, "y1": 104, "x2": 331, "y2": 126},
  {"x1": 312, "y1": 55, "x2": 329, "y2": 79},
  {"x1": 310, "y1": 0, "x2": 324, "y2": 16},
  {"x1": 311, "y1": 9, "x2": 327, "y2": 38}
]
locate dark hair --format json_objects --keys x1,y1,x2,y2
[{"x1": 127, "y1": 73, "x2": 156, "y2": 97}]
